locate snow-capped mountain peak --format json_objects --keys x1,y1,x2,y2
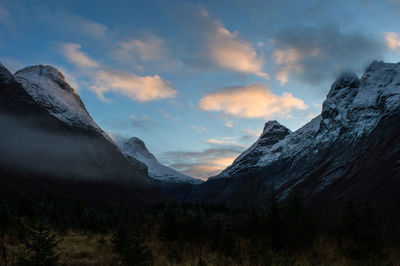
[
  {"x1": 259, "y1": 120, "x2": 292, "y2": 147},
  {"x1": 14, "y1": 65, "x2": 104, "y2": 134},
  {"x1": 215, "y1": 120, "x2": 291, "y2": 179},
  {"x1": 123, "y1": 137, "x2": 157, "y2": 161},
  {"x1": 214, "y1": 61, "x2": 400, "y2": 184},
  {"x1": 121, "y1": 137, "x2": 203, "y2": 184}
]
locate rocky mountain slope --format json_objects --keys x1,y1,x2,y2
[
  {"x1": 120, "y1": 137, "x2": 203, "y2": 184},
  {"x1": 0, "y1": 64, "x2": 163, "y2": 206},
  {"x1": 189, "y1": 61, "x2": 400, "y2": 208}
]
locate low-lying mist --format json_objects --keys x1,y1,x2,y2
[{"x1": 0, "y1": 113, "x2": 132, "y2": 180}]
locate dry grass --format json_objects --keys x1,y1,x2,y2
[
  {"x1": 3, "y1": 231, "x2": 400, "y2": 265},
  {"x1": 56, "y1": 232, "x2": 119, "y2": 266}
]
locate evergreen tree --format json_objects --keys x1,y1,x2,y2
[
  {"x1": 341, "y1": 199, "x2": 359, "y2": 241},
  {"x1": 17, "y1": 211, "x2": 61, "y2": 266},
  {"x1": 265, "y1": 187, "x2": 283, "y2": 250},
  {"x1": 111, "y1": 223, "x2": 153, "y2": 266},
  {"x1": 219, "y1": 223, "x2": 235, "y2": 258},
  {"x1": 210, "y1": 215, "x2": 223, "y2": 251},
  {"x1": 166, "y1": 243, "x2": 182, "y2": 265},
  {"x1": 340, "y1": 199, "x2": 361, "y2": 258},
  {"x1": 358, "y1": 201, "x2": 380, "y2": 254},
  {"x1": 282, "y1": 187, "x2": 314, "y2": 250},
  {"x1": 0, "y1": 201, "x2": 12, "y2": 266},
  {"x1": 182, "y1": 208, "x2": 205, "y2": 244},
  {"x1": 158, "y1": 203, "x2": 182, "y2": 243}
]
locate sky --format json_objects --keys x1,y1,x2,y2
[{"x1": 1, "y1": 0, "x2": 400, "y2": 179}]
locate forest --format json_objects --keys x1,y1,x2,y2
[{"x1": 1, "y1": 188, "x2": 400, "y2": 266}]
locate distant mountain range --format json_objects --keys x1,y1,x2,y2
[{"x1": 1, "y1": 61, "x2": 400, "y2": 209}]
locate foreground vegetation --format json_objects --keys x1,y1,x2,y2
[{"x1": 1, "y1": 189, "x2": 400, "y2": 265}]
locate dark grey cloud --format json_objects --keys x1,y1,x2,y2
[
  {"x1": 273, "y1": 25, "x2": 386, "y2": 85},
  {"x1": 160, "y1": 146, "x2": 242, "y2": 163},
  {"x1": 104, "y1": 115, "x2": 157, "y2": 132},
  {"x1": 129, "y1": 115, "x2": 157, "y2": 132}
]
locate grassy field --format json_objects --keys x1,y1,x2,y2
[{"x1": 3, "y1": 230, "x2": 400, "y2": 265}]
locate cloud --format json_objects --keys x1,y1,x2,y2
[
  {"x1": 199, "y1": 83, "x2": 308, "y2": 119},
  {"x1": 40, "y1": 11, "x2": 108, "y2": 39},
  {"x1": 385, "y1": 32, "x2": 400, "y2": 50},
  {"x1": 160, "y1": 111, "x2": 178, "y2": 121},
  {"x1": 102, "y1": 115, "x2": 157, "y2": 132},
  {"x1": 59, "y1": 43, "x2": 176, "y2": 102},
  {"x1": 172, "y1": 4, "x2": 268, "y2": 78},
  {"x1": 114, "y1": 33, "x2": 167, "y2": 61},
  {"x1": 272, "y1": 25, "x2": 384, "y2": 85},
  {"x1": 0, "y1": 57, "x2": 25, "y2": 74},
  {"x1": 202, "y1": 138, "x2": 246, "y2": 149},
  {"x1": 113, "y1": 32, "x2": 182, "y2": 69},
  {"x1": 92, "y1": 69, "x2": 176, "y2": 102},
  {"x1": 273, "y1": 48, "x2": 303, "y2": 85},
  {"x1": 60, "y1": 43, "x2": 99, "y2": 68},
  {"x1": 58, "y1": 67, "x2": 79, "y2": 90},
  {"x1": 175, "y1": 156, "x2": 236, "y2": 179},
  {"x1": 209, "y1": 22, "x2": 269, "y2": 79},
  {"x1": 242, "y1": 128, "x2": 262, "y2": 138},
  {"x1": 159, "y1": 146, "x2": 242, "y2": 179},
  {"x1": 240, "y1": 128, "x2": 263, "y2": 143},
  {"x1": 225, "y1": 121, "x2": 234, "y2": 128},
  {"x1": 190, "y1": 125, "x2": 207, "y2": 133},
  {"x1": 0, "y1": 6, "x2": 14, "y2": 29},
  {"x1": 129, "y1": 115, "x2": 157, "y2": 131}
]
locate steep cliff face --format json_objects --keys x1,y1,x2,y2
[
  {"x1": 0, "y1": 64, "x2": 163, "y2": 206},
  {"x1": 190, "y1": 61, "x2": 400, "y2": 207}
]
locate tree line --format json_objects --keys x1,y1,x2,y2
[{"x1": 1, "y1": 187, "x2": 400, "y2": 265}]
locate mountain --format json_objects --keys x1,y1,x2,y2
[
  {"x1": 120, "y1": 137, "x2": 203, "y2": 184},
  {"x1": 189, "y1": 61, "x2": 400, "y2": 208},
  {"x1": 0, "y1": 64, "x2": 163, "y2": 206}
]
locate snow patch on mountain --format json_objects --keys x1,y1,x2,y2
[
  {"x1": 216, "y1": 121, "x2": 291, "y2": 179},
  {"x1": 14, "y1": 65, "x2": 108, "y2": 138},
  {"x1": 121, "y1": 137, "x2": 203, "y2": 184}
]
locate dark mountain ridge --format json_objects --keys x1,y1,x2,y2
[
  {"x1": 189, "y1": 61, "x2": 400, "y2": 209},
  {"x1": 0, "y1": 63, "x2": 163, "y2": 206}
]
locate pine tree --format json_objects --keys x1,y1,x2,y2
[
  {"x1": 111, "y1": 223, "x2": 153, "y2": 266},
  {"x1": 167, "y1": 243, "x2": 182, "y2": 265},
  {"x1": 17, "y1": 217, "x2": 61, "y2": 266},
  {"x1": 341, "y1": 199, "x2": 359, "y2": 241},
  {"x1": 358, "y1": 201, "x2": 380, "y2": 254},
  {"x1": 282, "y1": 187, "x2": 314, "y2": 250},
  {"x1": 265, "y1": 188, "x2": 283, "y2": 250},
  {"x1": 0, "y1": 201, "x2": 12, "y2": 266},
  {"x1": 182, "y1": 208, "x2": 205, "y2": 243},
  {"x1": 158, "y1": 203, "x2": 181, "y2": 243},
  {"x1": 219, "y1": 223, "x2": 235, "y2": 258}
]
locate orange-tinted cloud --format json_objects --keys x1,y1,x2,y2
[
  {"x1": 199, "y1": 83, "x2": 307, "y2": 119},
  {"x1": 181, "y1": 156, "x2": 236, "y2": 179},
  {"x1": 209, "y1": 23, "x2": 268, "y2": 79},
  {"x1": 60, "y1": 43, "x2": 99, "y2": 68},
  {"x1": 60, "y1": 43, "x2": 176, "y2": 102},
  {"x1": 385, "y1": 32, "x2": 400, "y2": 50},
  {"x1": 92, "y1": 70, "x2": 176, "y2": 102}
]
